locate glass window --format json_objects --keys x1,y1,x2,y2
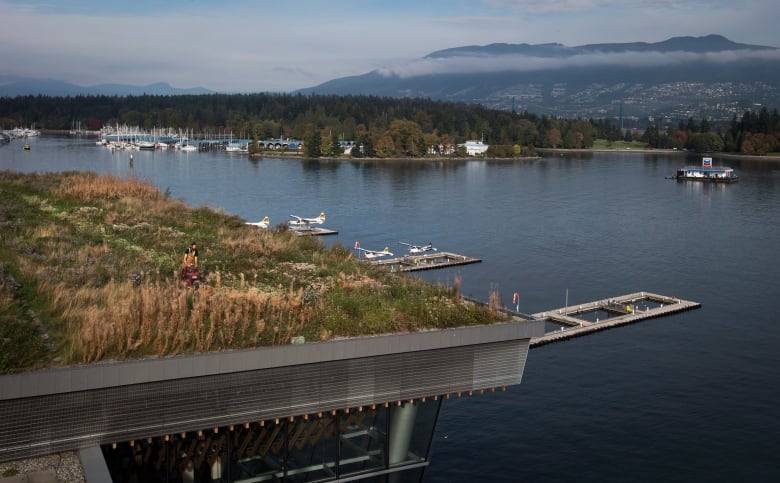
[
  {"x1": 285, "y1": 416, "x2": 339, "y2": 482},
  {"x1": 338, "y1": 406, "x2": 389, "y2": 478}
]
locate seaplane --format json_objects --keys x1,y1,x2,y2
[
  {"x1": 355, "y1": 245, "x2": 394, "y2": 259},
  {"x1": 245, "y1": 216, "x2": 270, "y2": 228},
  {"x1": 288, "y1": 212, "x2": 326, "y2": 228},
  {"x1": 399, "y1": 242, "x2": 437, "y2": 254}
]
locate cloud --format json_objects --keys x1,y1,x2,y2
[
  {"x1": 0, "y1": 0, "x2": 777, "y2": 92},
  {"x1": 483, "y1": 0, "x2": 733, "y2": 14},
  {"x1": 378, "y1": 49, "x2": 780, "y2": 78}
]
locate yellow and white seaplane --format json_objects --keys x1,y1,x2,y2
[
  {"x1": 288, "y1": 212, "x2": 326, "y2": 228},
  {"x1": 245, "y1": 216, "x2": 270, "y2": 228},
  {"x1": 399, "y1": 242, "x2": 437, "y2": 254},
  {"x1": 355, "y1": 246, "x2": 394, "y2": 259}
]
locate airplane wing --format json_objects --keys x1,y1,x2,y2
[{"x1": 289, "y1": 215, "x2": 303, "y2": 222}]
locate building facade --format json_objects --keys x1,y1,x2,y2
[{"x1": 0, "y1": 321, "x2": 543, "y2": 482}]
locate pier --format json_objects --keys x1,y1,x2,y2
[
  {"x1": 290, "y1": 226, "x2": 339, "y2": 236},
  {"x1": 528, "y1": 292, "x2": 701, "y2": 347},
  {"x1": 370, "y1": 251, "x2": 481, "y2": 272},
  {"x1": 291, "y1": 227, "x2": 338, "y2": 236}
]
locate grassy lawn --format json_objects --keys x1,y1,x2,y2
[
  {"x1": 0, "y1": 171, "x2": 509, "y2": 373},
  {"x1": 591, "y1": 139, "x2": 648, "y2": 150}
]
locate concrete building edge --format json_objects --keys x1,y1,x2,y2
[{"x1": 78, "y1": 447, "x2": 111, "y2": 483}]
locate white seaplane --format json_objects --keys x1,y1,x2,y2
[
  {"x1": 245, "y1": 216, "x2": 270, "y2": 228},
  {"x1": 288, "y1": 212, "x2": 326, "y2": 228},
  {"x1": 355, "y1": 246, "x2": 394, "y2": 259},
  {"x1": 399, "y1": 242, "x2": 437, "y2": 254}
]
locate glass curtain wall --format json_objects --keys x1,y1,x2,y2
[{"x1": 101, "y1": 398, "x2": 442, "y2": 482}]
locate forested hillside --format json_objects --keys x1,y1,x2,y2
[{"x1": 1, "y1": 93, "x2": 779, "y2": 155}]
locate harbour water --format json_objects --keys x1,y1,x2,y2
[{"x1": 2, "y1": 137, "x2": 779, "y2": 482}]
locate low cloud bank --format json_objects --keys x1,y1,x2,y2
[{"x1": 378, "y1": 49, "x2": 780, "y2": 78}]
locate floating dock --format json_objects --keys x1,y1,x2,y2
[
  {"x1": 528, "y1": 292, "x2": 701, "y2": 347},
  {"x1": 370, "y1": 251, "x2": 481, "y2": 272},
  {"x1": 291, "y1": 227, "x2": 338, "y2": 236}
]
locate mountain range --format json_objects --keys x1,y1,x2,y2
[
  {"x1": 298, "y1": 34, "x2": 780, "y2": 122},
  {"x1": 0, "y1": 76, "x2": 212, "y2": 97},
  {"x1": 4, "y1": 35, "x2": 779, "y2": 122}
]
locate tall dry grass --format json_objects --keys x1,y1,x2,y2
[
  {"x1": 452, "y1": 275, "x2": 462, "y2": 302},
  {"x1": 55, "y1": 172, "x2": 162, "y2": 202},
  {"x1": 43, "y1": 276, "x2": 322, "y2": 363},
  {"x1": 488, "y1": 283, "x2": 502, "y2": 314},
  {"x1": 0, "y1": 285, "x2": 14, "y2": 313}
]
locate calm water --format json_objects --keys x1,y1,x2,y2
[{"x1": 2, "y1": 137, "x2": 780, "y2": 482}]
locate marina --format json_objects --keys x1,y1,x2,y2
[
  {"x1": 370, "y1": 251, "x2": 481, "y2": 272},
  {"x1": 528, "y1": 292, "x2": 701, "y2": 347},
  {"x1": 95, "y1": 125, "x2": 304, "y2": 153}
]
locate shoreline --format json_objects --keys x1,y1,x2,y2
[
  {"x1": 537, "y1": 147, "x2": 780, "y2": 162},
  {"x1": 34, "y1": 132, "x2": 780, "y2": 162}
]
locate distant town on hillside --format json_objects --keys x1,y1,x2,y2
[{"x1": 3, "y1": 35, "x2": 779, "y2": 125}]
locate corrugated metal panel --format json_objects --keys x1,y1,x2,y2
[
  {"x1": 0, "y1": 322, "x2": 541, "y2": 462},
  {"x1": 0, "y1": 321, "x2": 543, "y2": 400}
]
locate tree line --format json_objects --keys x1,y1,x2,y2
[
  {"x1": 639, "y1": 108, "x2": 780, "y2": 155},
  {"x1": 1, "y1": 93, "x2": 778, "y2": 156}
]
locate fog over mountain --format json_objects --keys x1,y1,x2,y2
[
  {"x1": 299, "y1": 35, "x2": 780, "y2": 121},
  {"x1": 382, "y1": 45, "x2": 779, "y2": 78}
]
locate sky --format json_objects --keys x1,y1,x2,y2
[{"x1": 1, "y1": 0, "x2": 778, "y2": 93}]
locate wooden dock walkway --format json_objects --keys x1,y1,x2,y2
[
  {"x1": 291, "y1": 227, "x2": 338, "y2": 236},
  {"x1": 528, "y1": 291, "x2": 701, "y2": 347},
  {"x1": 370, "y1": 251, "x2": 481, "y2": 272}
]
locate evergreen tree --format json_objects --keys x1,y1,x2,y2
[{"x1": 304, "y1": 130, "x2": 321, "y2": 158}]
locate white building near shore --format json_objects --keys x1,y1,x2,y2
[{"x1": 459, "y1": 139, "x2": 489, "y2": 156}]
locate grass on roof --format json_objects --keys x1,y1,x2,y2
[{"x1": 0, "y1": 171, "x2": 509, "y2": 374}]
